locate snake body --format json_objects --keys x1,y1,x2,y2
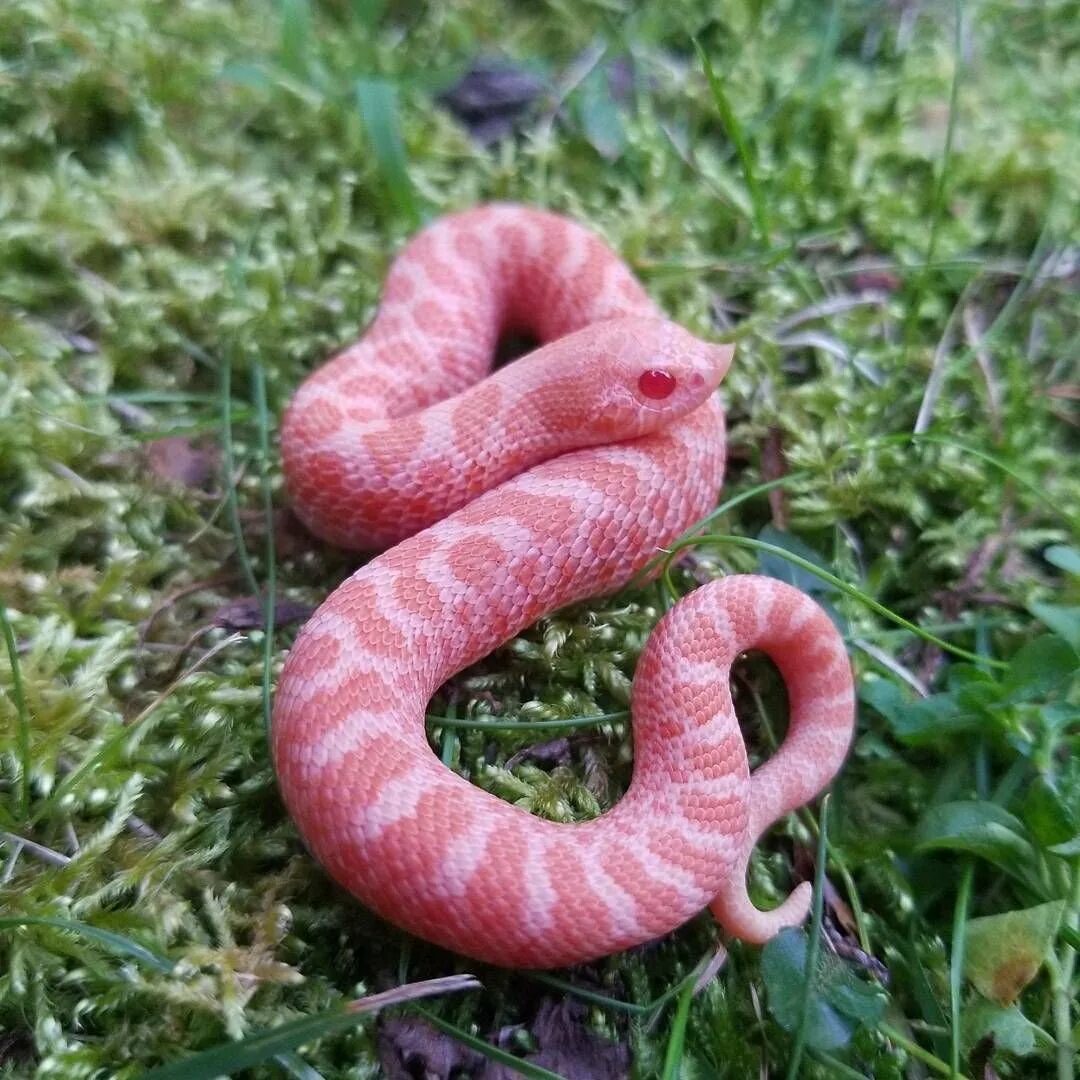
[{"x1": 272, "y1": 205, "x2": 855, "y2": 969}]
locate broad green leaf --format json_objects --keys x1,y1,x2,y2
[
  {"x1": 860, "y1": 682, "x2": 981, "y2": 743},
  {"x1": 914, "y1": 801, "x2": 1036, "y2": 874},
  {"x1": 1044, "y1": 544, "x2": 1080, "y2": 576},
  {"x1": 1001, "y1": 635, "x2": 1077, "y2": 701},
  {"x1": 952, "y1": 675, "x2": 1003, "y2": 712},
  {"x1": 945, "y1": 663, "x2": 997, "y2": 691},
  {"x1": 1049, "y1": 835, "x2": 1080, "y2": 856},
  {"x1": 761, "y1": 928, "x2": 886, "y2": 1053},
  {"x1": 762, "y1": 930, "x2": 853, "y2": 1051},
  {"x1": 963, "y1": 901, "x2": 1065, "y2": 1006},
  {"x1": 963, "y1": 1001, "x2": 1037, "y2": 1056},
  {"x1": 859, "y1": 679, "x2": 908, "y2": 724},
  {"x1": 1028, "y1": 603, "x2": 1080, "y2": 650},
  {"x1": 1020, "y1": 776, "x2": 1079, "y2": 847},
  {"x1": 577, "y1": 65, "x2": 627, "y2": 160},
  {"x1": 1041, "y1": 702, "x2": 1080, "y2": 733}
]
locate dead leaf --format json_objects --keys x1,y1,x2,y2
[
  {"x1": 969, "y1": 1036, "x2": 1002, "y2": 1080},
  {"x1": 487, "y1": 999, "x2": 629, "y2": 1080},
  {"x1": 848, "y1": 266, "x2": 901, "y2": 293},
  {"x1": 378, "y1": 1017, "x2": 485, "y2": 1079},
  {"x1": 506, "y1": 737, "x2": 572, "y2": 770},
  {"x1": 65, "y1": 331, "x2": 98, "y2": 354},
  {"x1": 380, "y1": 998, "x2": 629, "y2": 1080},
  {"x1": 964, "y1": 901, "x2": 1065, "y2": 1006},
  {"x1": 144, "y1": 436, "x2": 218, "y2": 490},
  {"x1": 824, "y1": 923, "x2": 891, "y2": 985},
  {"x1": 212, "y1": 596, "x2": 314, "y2": 631},
  {"x1": 582, "y1": 744, "x2": 611, "y2": 803},
  {"x1": 0, "y1": 1029, "x2": 34, "y2": 1071},
  {"x1": 438, "y1": 59, "x2": 547, "y2": 144},
  {"x1": 139, "y1": 572, "x2": 237, "y2": 645},
  {"x1": 353, "y1": 975, "x2": 480, "y2": 1015},
  {"x1": 761, "y1": 427, "x2": 789, "y2": 529}
]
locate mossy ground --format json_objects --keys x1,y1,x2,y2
[{"x1": 1, "y1": 1, "x2": 1078, "y2": 1077}]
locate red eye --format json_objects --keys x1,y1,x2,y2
[{"x1": 638, "y1": 369, "x2": 677, "y2": 400}]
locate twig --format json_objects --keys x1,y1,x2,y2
[
  {"x1": 963, "y1": 305, "x2": 1002, "y2": 441},
  {"x1": 346, "y1": 973, "x2": 481, "y2": 1013},
  {"x1": 852, "y1": 638, "x2": 930, "y2": 697},
  {"x1": 914, "y1": 294, "x2": 961, "y2": 434},
  {"x1": 0, "y1": 831, "x2": 71, "y2": 868},
  {"x1": 772, "y1": 290, "x2": 890, "y2": 337}
]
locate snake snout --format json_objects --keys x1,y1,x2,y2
[{"x1": 704, "y1": 341, "x2": 735, "y2": 385}]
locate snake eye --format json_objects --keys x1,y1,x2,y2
[{"x1": 638, "y1": 369, "x2": 677, "y2": 400}]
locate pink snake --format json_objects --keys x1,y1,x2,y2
[{"x1": 272, "y1": 204, "x2": 855, "y2": 969}]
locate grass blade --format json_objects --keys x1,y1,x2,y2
[
  {"x1": 949, "y1": 864, "x2": 974, "y2": 1077},
  {"x1": 906, "y1": 0, "x2": 965, "y2": 336},
  {"x1": 0, "y1": 605, "x2": 30, "y2": 819},
  {"x1": 660, "y1": 967, "x2": 696, "y2": 1080},
  {"x1": 278, "y1": 0, "x2": 313, "y2": 79},
  {"x1": 426, "y1": 710, "x2": 628, "y2": 733},
  {"x1": 355, "y1": 77, "x2": 421, "y2": 228},
  {"x1": 694, "y1": 39, "x2": 770, "y2": 242},
  {"x1": 664, "y1": 534, "x2": 1007, "y2": 669},
  {"x1": 220, "y1": 345, "x2": 260, "y2": 600},
  {"x1": 251, "y1": 360, "x2": 277, "y2": 739},
  {"x1": 141, "y1": 976, "x2": 480, "y2": 1080},
  {"x1": 0, "y1": 915, "x2": 174, "y2": 973},
  {"x1": 785, "y1": 793, "x2": 830, "y2": 1079}
]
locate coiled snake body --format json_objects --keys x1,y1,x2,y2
[{"x1": 272, "y1": 205, "x2": 854, "y2": 969}]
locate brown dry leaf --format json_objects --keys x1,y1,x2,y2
[
  {"x1": 143, "y1": 436, "x2": 219, "y2": 489},
  {"x1": 969, "y1": 1036, "x2": 1003, "y2": 1080},
  {"x1": 212, "y1": 596, "x2": 314, "y2": 631},
  {"x1": 378, "y1": 1017, "x2": 484, "y2": 1079},
  {"x1": 486, "y1": 999, "x2": 629, "y2": 1080},
  {"x1": 379, "y1": 998, "x2": 629, "y2": 1080},
  {"x1": 506, "y1": 737, "x2": 572, "y2": 770},
  {"x1": 761, "y1": 426, "x2": 789, "y2": 529},
  {"x1": 793, "y1": 845, "x2": 856, "y2": 938},
  {"x1": 438, "y1": 59, "x2": 547, "y2": 145},
  {"x1": 849, "y1": 266, "x2": 901, "y2": 293},
  {"x1": 1046, "y1": 384, "x2": 1080, "y2": 399},
  {"x1": 964, "y1": 901, "x2": 1065, "y2": 1006}
]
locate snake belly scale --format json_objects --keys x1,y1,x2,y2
[{"x1": 272, "y1": 204, "x2": 855, "y2": 969}]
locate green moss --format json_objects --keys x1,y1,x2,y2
[{"x1": 2, "y1": 0, "x2": 1078, "y2": 1076}]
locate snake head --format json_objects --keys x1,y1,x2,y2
[{"x1": 578, "y1": 317, "x2": 734, "y2": 438}]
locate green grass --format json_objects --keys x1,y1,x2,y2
[{"x1": 2, "y1": 0, "x2": 1079, "y2": 1077}]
